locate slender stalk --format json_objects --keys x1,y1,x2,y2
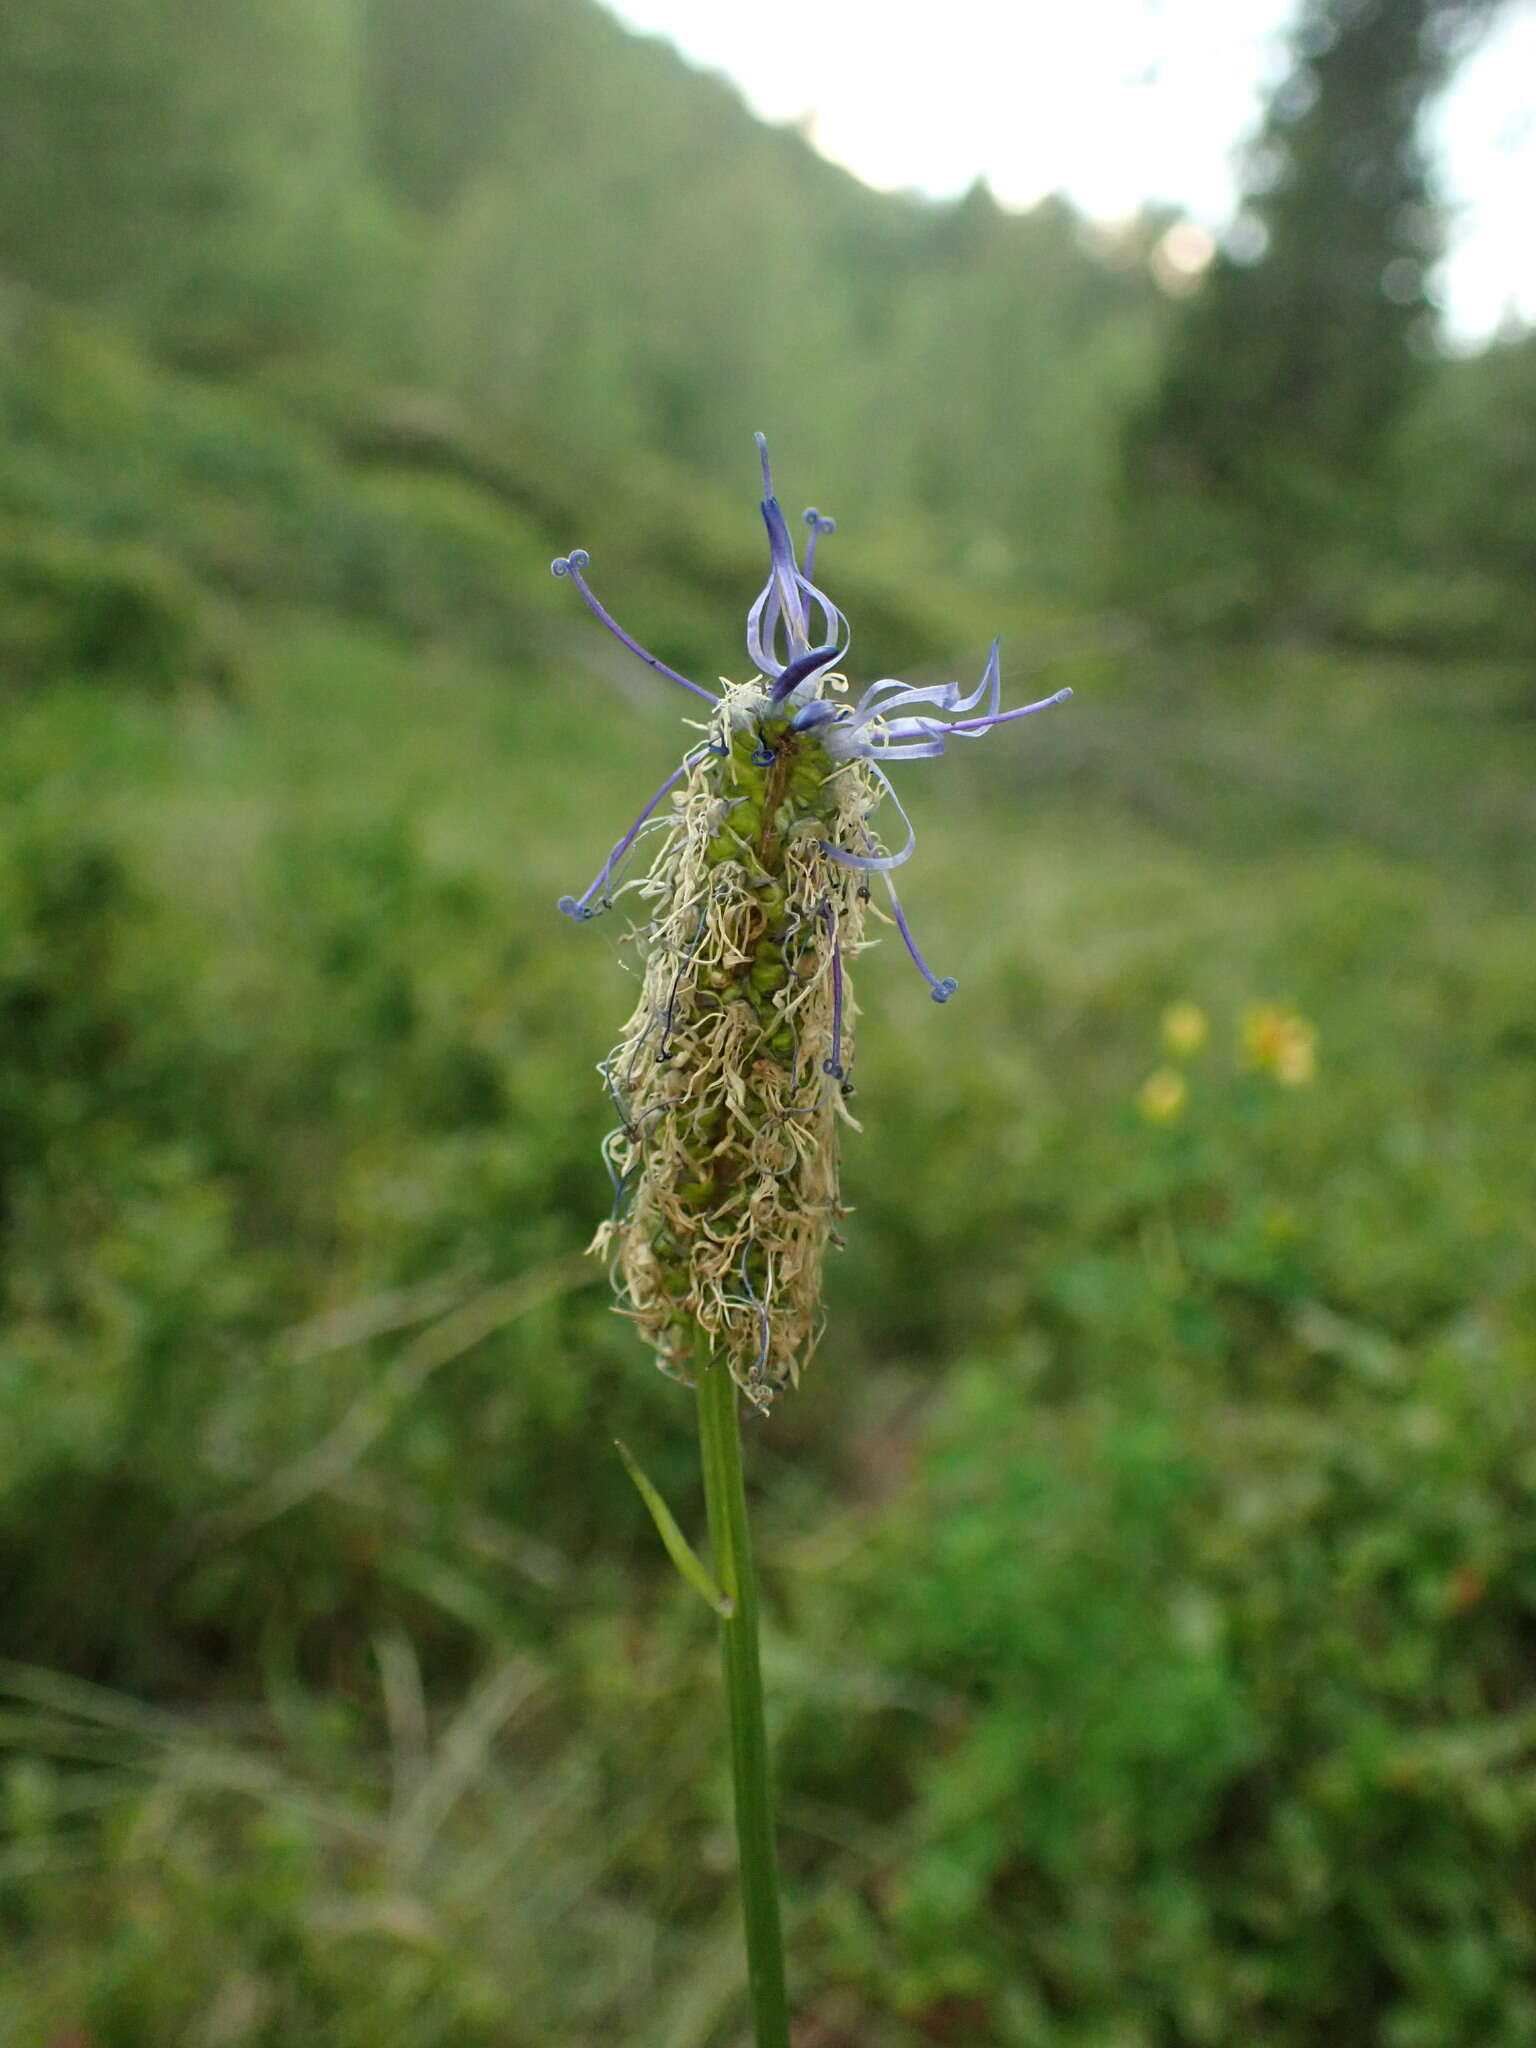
[{"x1": 695, "y1": 1343, "x2": 790, "y2": 2046}]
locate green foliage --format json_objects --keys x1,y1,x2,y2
[
  {"x1": 795, "y1": 1342, "x2": 1536, "y2": 2045},
  {"x1": 1134, "y1": 0, "x2": 1487, "y2": 501},
  {"x1": 1119, "y1": 0, "x2": 1536, "y2": 640},
  {"x1": 0, "y1": 522, "x2": 219, "y2": 692},
  {"x1": 0, "y1": 0, "x2": 1534, "y2": 2036},
  {"x1": 0, "y1": 0, "x2": 1173, "y2": 585},
  {"x1": 0, "y1": 306, "x2": 565, "y2": 664},
  {"x1": 1394, "y1": 327, "x2": 1536, "y2": 613},
  {"x1": 1, "y1": 309, "x2": 1534, "y2": 2035},
  {"x1": 0, "y1": 0, "x2": 406, "y2": 360},
  {"x1": 0, "y1": 0, "x2": 1528, "y2": 632}
]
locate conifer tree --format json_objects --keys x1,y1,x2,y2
[{"x1": 1132, "y1": 0, "x2": 1496, "y2": 510}]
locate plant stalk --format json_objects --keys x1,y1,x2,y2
[{"x1": 695, "y1": 1344, "x2": 790, "y2": 2047}]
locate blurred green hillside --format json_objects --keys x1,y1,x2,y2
[{"x1": 2, "y1": 2, "x2": 1536, "y2": 2044}]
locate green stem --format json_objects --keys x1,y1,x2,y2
[{"x1": 695, "y1": 1344, "x2": 790, "y2": 2047}]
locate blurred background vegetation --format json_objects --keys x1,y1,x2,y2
[{"x1": 1, "y1": 0, "x2": 1534, "y2": 2042}]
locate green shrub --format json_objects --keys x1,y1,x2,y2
[
  {"x1": 794, "y1": 1346, "x2": 1536, "y2": 2046},
  {"x1": 0, "y1": 523, "x2": 220, "y2": 692}
]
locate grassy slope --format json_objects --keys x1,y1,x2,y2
[{"x1": 2, "y1": 314, "x2": 1535, "y2": 2045}]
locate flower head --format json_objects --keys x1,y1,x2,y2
[
  {"x1": 1138, "y1": 1067, "x2": 1189, "y2": 1123},
  {"x1": 553, "y1": 437, "x2": 1070, "y2": 1404},
  {"x1": 1161, "y1": 1001, "x2": 1210, "y2": 1058},
  {"x1": 1242, "y1": 1004, "x2": 1318, "y2": 1087}
]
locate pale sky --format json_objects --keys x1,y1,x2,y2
[{"x1": 604, "y1": 0, "x2": 1536, "y2": 341}]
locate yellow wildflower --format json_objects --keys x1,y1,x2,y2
[
  {"x1": 1160, "y1": 1000, "x2": 1209, "y2": 1058},
  {"x1": 1243, "y1": 1004, "x2": 1318, "y2": 1086},
  {"x1": 1138, "y1": 1067, "x2": 1188, "y2": 1123}
]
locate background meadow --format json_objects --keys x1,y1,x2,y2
[{"x1": 2, "y1": 2, "x2": 1536, "y2": 2042}]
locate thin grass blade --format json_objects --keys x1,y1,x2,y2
[{"x1": 615, "y1": 1440, "x2": 734, "y2": 1617}]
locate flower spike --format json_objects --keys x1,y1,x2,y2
[{"x1": 560, "y1": 432, "x2": 1071, "y2": 1403}]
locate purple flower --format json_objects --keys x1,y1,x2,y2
[
  {"x1": 553, "y1": 435, "x2": 1070, "y2": 1002},
  {"x1": 745, "y1": 434, "x2": 847, "y2": 706}
]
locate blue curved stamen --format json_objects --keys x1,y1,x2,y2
[
  {"x1": 780, "y1": 910, "x2": 825, "y2": 1088},
  {"x1": 600, "y1": 1125, "x2": 633, "y2": 1206},
  {"x1": 601, "y1": 1057, "x2": 666, "y2": 1135},
  {"x1": 820, "y1": 767, "x2": 917, "y2": 873},
  {"x1": 599, "y1": 1059, "x2": 630, "y2": 1128},
  {"x1": 801, "y1": 506, "x2": 835, "y2": 581},
  {"x1": 734, "y1": 1241, "x2": 773, "y2": 1377},
  {"x1": 552, "y1": 551, "x2": 716, "y2": 704},
  {"x1": 815, "y1": 902, "x2": 846, "y2": 1081},
  {"x1": 882, "y1": 872, "x2": 957, "y2": 1003},
  {"x1": 559, "y1": 752, "x2": 701, "y2": 921},
  {"x1": 657, "y1": 906, "x2": 711, "y2": 1059},
  {"x1": 830, "y1": 940, "x2": 848, "y2": 1080}
]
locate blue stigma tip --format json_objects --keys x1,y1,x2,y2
[
  {"x1": 822, "y1": 1058, "x2": 843, "y2": 1079},
  {"x1": 550, "y1": 558, "x2": 567, "y2": 577},
  {"x1": 751, "y1": 744, "x2": 774, "y2": 767},
  {"x1": 557, "y1": 895, "x2": 578, "y2": 915},
  {"x1": 930, "y1": 978, "x2": 959, "y2": 1004}
]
